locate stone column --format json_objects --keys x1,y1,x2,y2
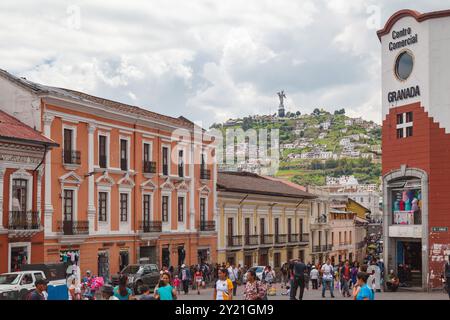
[
  {"x1": 87, "y1": 123, "x2": 97, "y2": 234},
  {"x1": 0, "y1": 167, "x2": 5, "y2": 231},
  {"x1": 43, "y1": 113, "x2": 54, "y2": 236}
]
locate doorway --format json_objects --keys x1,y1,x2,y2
[
  {"x1": 178, "y1": 246, "x2": 186, "y2": 266},
  {"x1": 9, "y1": 244, "x2": 29, "y2": 272},
  {"x1": 119, "y1": 250, "x2": 129, "y2": 272},
  {"x1": 97, "y1": 251, "x2": 110, "y2": 282},
  {"x1": 162, "y1": 247, "x2": 170, "y2": 268}
]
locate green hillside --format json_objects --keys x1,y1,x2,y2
[{"x1": 211, "y1": 108, "x2": 382, "y2": 187}]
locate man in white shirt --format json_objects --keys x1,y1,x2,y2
[
  {"x1": 310, "y1": 266, "x2": 319, "y2": 289},
  {"x1": 227, "y1": 264, "x2": 238, "y2": 296},
  {"x1": 367, "y1": 261, "x2": 381, "y2": 292},
  {"x1": 321, "y1": 259, "x2": 335, "y2": 298}
]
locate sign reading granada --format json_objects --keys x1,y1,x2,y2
[{"x1": 388, "y1": 86, "x2": 420, "y2": 103}]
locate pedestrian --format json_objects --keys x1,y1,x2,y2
[
  {"x1": 340, "y1": 260, "x2": 352, "y2": 298},
  {"x1": 351, "y1": 263, "x2": 359, "y2": 288},
  {"x1": 194, "y1": 268, "x2": 203, "y2": 295},
  {"x1": 113, "y1": 275, "x2": 133, "y2": 300},
  {"x1": 173, "y1": 275, "x2": 181, "y2": 295},
  {"x1": 214, "y1": 268, "x2": 234, "y2": 300},
  {"x1": 244, "y1": 270, "x2": 267, "y2": 300},
  {"x1": 281, "y1": 262, "x2": 289, "y2": 288},
  {"x1": 180, "y1": 264, "x2": 191, "y2": 295},
  {"x1": 310, "y1": 266, "x2": 319, "y2": 290},
  {"x1": 101, "y1": 284, "x2": 119, "y2": 300},
  {"x1": 227, "y1": 264, "x2": 239, "y2": 296},
  {"x1": 353, "y1": 272, "x2": 374, "y2": 300},
  {"x1": 367, "y1": 260, "x2": 381, "y2": 292},
  {"x1": 154, "y1": 272, "x2": 177, "y2": 300},
  {"x1": 290, "y1": 259, "x2": 307, "y2": 300},
  {"x1": 28, "y1": 278, "x2": 48, "y2": 300},
  {"x1": 386, "y1": 270, "x2": 400, "y2": 292},
  {"x1": 138, "y1": 285, "x2": 155, "y2": 300},
  {"x1": 263, "y1": 266, "x2": 275, "y2": 288},
  {"x1": 321, "y1": 258, "x2": 335, "y2": 298},
  {"x1": 304, "y1": 267, "x2": 310, "y2": 290},
  {"x1": 443, "y1": 257, "x2": 450, "y2": 299},
  {"x1": 68, "y1": 276, "x2": 81, "y2": 300}
]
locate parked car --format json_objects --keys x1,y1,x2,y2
[
  {"x1": 112, "y1": 264, "x2": 160, "y2": 294},
  {"x1": 0, "y1": 266, "x2": 66, "y2": 300},
  {"x1": 242, "y1": 266, "x2": 265, "y2": 284}
]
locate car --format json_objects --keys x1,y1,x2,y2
[
  {"x1": 111, "y1": 264, "x2": 160, "y2": 294},
  {"x1": 242, "y1": 266, "x2": 265, "y2": 284}
]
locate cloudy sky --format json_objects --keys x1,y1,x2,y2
[{"x1": 0, "y1": 0, "x2": 447, "y2": 127}]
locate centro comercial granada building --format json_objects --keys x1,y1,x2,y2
[
  {"x1": 0, "y1": 69, "x2": 217, "y2": 276},
  {"x1": 379, "y1": 9, "x2": 450, "y2": 290}
]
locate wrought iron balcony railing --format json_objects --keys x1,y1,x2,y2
[{"x1": 8, "y1": 211, "x2": 40, "y2": 230}]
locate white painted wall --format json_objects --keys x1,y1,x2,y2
[{"x1": 0, "y1": 76, "x2": 41, "y2": 130}]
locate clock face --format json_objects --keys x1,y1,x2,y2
[{"x1": 395, "y1": 50, "x2": 414, "y2": 81}]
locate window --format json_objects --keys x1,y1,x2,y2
[
  {"x1": 143, "y1": 195, "x2": 151, "y2": 222},
  {"x1": 99, "y1": 135, "x2": 107, "y2": 168},
  {"x1": 63, "y1": 190, "x2": 74, "y2": 222},
  {"x1": 406, "y1": 126, "x2": 413, "y2": 137},
  {"x1": 349, "y1": 231, "x2": 352, "y2": 244},
  {"x1": 332, "y1": 232, "x2": 334, "y2": 245},
  {"x1": 162, "y1": 147, "x2": 169, "y2": 176},
  {"x1": 397, "y1": 128, "x2": 404, "y2": 139},
  {"x1": 396, "y1": 113, "x2": 403, "y2": 125},
  {"x1": 12, "y1": 179, "x2": 27, "y2": 211},
  {"x1": 406, "y1": 111, "x2": 413, "y2": 123},
  {"x1": 64, "y1": 129, "x2": 73, "y2": 152},
  {"x1": 200, "y1": 198, "x2": 206, "y2": 223},
  {"x1": 344, "y1": 231, "x2": 347, "y2": 244},
  {"x1": 178, "y1": 150, "x2": 184, "y2": 177},
  {"x1": 21, "y1": 274, "x2": 33, "y2": 285},
  {"x1": 144, "y1": 143, "x2": 151, "y2": 162},
  {"x1": 299, "y1": 218, "x2": 303, "y2": 235},
  {"x1": 162, "y1": 196, "x2": 169, "y2": 222},
  {"x1": 98, "y1": 192, "x2": 107, "y2": 222},
  {"x1": 120, "y1": 139, "x2": 128, "y2": 171},
  {"x1": 395, "y1": 50, "x2": 414, "y2": 81},
  {"x1": 274, "y1": 218, "x2": 279, "y2": 236},
  {"x1": 339, "y1": 232, "x2": 342, "y2": 244},
  {"x1": 178, "y1": 197, "x2": 184, "y2": 222},
  {"x1": 274, "y1": 253, "x2": 281, "y2": 268},
  {"x1": 120, "y1": 193, "x2": 128, "y2": 222}
]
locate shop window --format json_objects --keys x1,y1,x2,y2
[{"x1": 391, "y1": 179, "x2": 422, "y2": 225}]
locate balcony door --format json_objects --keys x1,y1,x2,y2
[
  {"x1": 227, "y1": 217, "x2": 233, "y2": 246},
  {"x1": 12, "y1": 179, "x2": 27, "y2": 212},
  {"x1": 287, "y1": 218, "x2": 292, "y2": 241},
  {"x1": 244, "y1": 217, "x2": 250, "y2": 244},
  {"x1": 143, "y1": 195, "x2": 151, "y2": 226},
  {"x1": 162, "y1": 147, "x2": 169, "y2": 176},
  {"x1": 200, "y1": 198, "x2": 206, "y2": 229},
  {"x1": 63, "y1": 129, "x2": 73, "y2": 163},
  {"x1": 63, "y1": 190, "x2": 74, "y2": 235},
  {"x1": 274, "y1": 218, "x2": 279, "y2": 236}
]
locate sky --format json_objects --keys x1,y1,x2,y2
[{"x1": 0, "y1": 0, "x2": 448, "y2": 127}]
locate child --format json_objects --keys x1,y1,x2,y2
[
  {"x1": 154, "y1": 272, "x2": 177, "y2": 300},
  {"x1": 173, "y1": 275, "x2": 181, "y2": 295}
]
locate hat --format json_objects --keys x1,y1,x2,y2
[
  {"x1": 312, "y1": 266, "x2": 316, "y2": 269},
  {"x1": 35, "y1": 278, "x2": 49, "y2": 286},
  {"x1": 181, "y1": 264, "x2": 186, "y2": 268},
  {"x1": 86, "y1": 270, "x2": 91, "y2": 274}
]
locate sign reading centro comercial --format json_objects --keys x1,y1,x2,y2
[{"x1": 389, "y1": 27, "x2": 418, "y2": 51}]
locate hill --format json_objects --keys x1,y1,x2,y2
[{"x1": 210, "y1": 108, "x2": 381, "y2": 186}]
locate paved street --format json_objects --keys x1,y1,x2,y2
[{"x1": 176, "y1": 283, "x2": 449, "y2": 300}]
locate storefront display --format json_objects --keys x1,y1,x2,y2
[{"x1": 391, "y1": 187, "x2": 422, "y2": 225}]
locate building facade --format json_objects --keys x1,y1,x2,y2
[
  {"x1": 0, "y1": 111, "x2": 58, "y2": 273},
  {"x1": 0, "y1": 69, "x2": 217, "y2": 278},
  {"x1": 378, "y1": 9, "x2": 450, "y2": 290},
  {"x1": 217, "y1": 172, "x2": 315, "y2": 268}
]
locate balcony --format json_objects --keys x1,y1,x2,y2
[
  {"x1": 300, "y1": 233, "x2": 310, "y2": 242},
  {"x1": 57, "y1": 220, "x2": 89, "y2": 235},
  {"x1": 8, "y1": 211, "x2": 40, "y2": 230},
  {"x1": 244, "y1": 235, "x2": 259, "y2": 246},
  {"x1": 312, "y1": 245, "x2": 321, "y2": 253},
  {"x1": 139, "y1": 221, "x2": 163, "y2": 233},
  {"x1": 227, "y1": 235, "x2": 242, "y2": 247},
  {"x1": 63, "y1": 150, "x2": 81, "y2": 165},
  {"x1": 178, "y1": 165, "x2": 184, "y2": 178},
  {"x1": 200, "y1": 220, "x2": 215, "y2": 232},
  {"x1": 260, "y1": 234, "x2": 274, "y2": 245},
  {"x1": 200, "y1": 168, "x2": 211, "y2": 180},
  {"x1": 143, "y1": 161, "x2": 157, "y2": 174},
  {"x1": 8, "y1": 211, "x2": 41, "y2": 239},
  {"x1": 288, "y1": 234, "x2": 298, "y2": 243},
  {"x1": 327, "y1": 244, "x2": 333, "y2": 251},
  {"x1": 275, "y1": 234, "x2": 287, "y2": 244}
]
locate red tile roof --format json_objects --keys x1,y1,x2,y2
[
  {"x1": 217, "y1": 171, "x2": 317, "y2": 199},
  {"x1": 0, "y1": 110, "x2": 58, "y2": 147}
]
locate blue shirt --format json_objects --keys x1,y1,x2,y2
[
  {"x1": 113, "y1": 286, "x2": 132, "y2": 300},
  {"x1": 356, "y1": 284, "x2": 374, "y2": 300},
  {"x1": 157, "y1": 285, "x2": 174, "y2": 300}
]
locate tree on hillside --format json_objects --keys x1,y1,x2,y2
[
  {"x1": 296, "y1": 111, "x2": 301, "y2": 116},
  {"x1": 313, "y1": 108, "x2": 321, "y2": 116},
  {"x1": 334, "y1": 108, "x2": 346, "y2": 115}
]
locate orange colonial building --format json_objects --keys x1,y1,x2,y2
[
  {"x1": 0, "y1": 69, "x2": 217, "y2": 278},
  {"x1": 0, "y1": 110, "x2": 58, "y2": 273}
]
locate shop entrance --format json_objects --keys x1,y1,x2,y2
[
  {"x1": 396, "y1": 240, "x2": 422, "y2": 287},
  {"x1": 119, "y1": 250, "x2": 129, "y2": 271},
  {"x1": 97, "y1": 251, "x2": 110, "y2": 282},
  {"x1": 9, "y1": 244, "x2": 29, "y2": 272},
  {"x1": 162, "y1": 247, "x2": 170, "y2": 268},
  {"x1": 197, "y1": 249, "x2": 209, "y2": 264}
]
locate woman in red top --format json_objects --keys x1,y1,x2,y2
[{"x1": 194, "y1": 269, "x2": 203, "y2": 295}]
